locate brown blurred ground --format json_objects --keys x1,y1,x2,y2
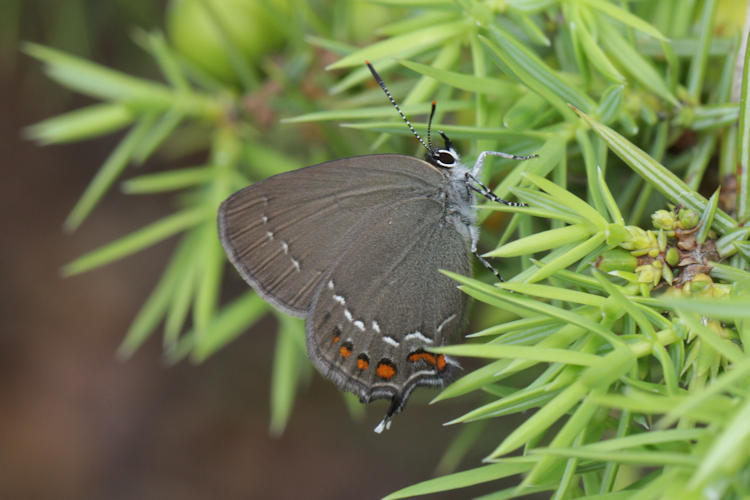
[{"x1": 0, "y1": 4, "x2": 530, "y2": 499}]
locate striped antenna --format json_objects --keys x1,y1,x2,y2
[
  {"x1": 365, "y1": 61, "x2": 432, "y2": 154},
  {"x1": 426, "y1": 101, "x2": 437, "y2": 152}
]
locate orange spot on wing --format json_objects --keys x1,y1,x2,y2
[
  {"x1": 376, "y1": 361, "x2": 396, "y2": 380},
  {"x1": 436, "y1": 354, "x2": 447, "y2": 372},
  {"x1": 357, "y1": 355, "x2": 369, "y2": 370},
  {"x1": 339, "y1": 343, "x2": 352, "y2": 358},
  {"x1": 408, "y1": 351, "x2": 436, "y2": 365}
]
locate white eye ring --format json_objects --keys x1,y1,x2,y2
[{"x1": 435, "y1": 149, "x2": 458, "y2": 168}]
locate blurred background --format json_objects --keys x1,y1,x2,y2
[{"x1": 0, "y1": 1, "x2": 527, "y2": 498}]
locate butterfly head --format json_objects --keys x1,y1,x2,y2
[
  {"x1": 365, "y1": 62, "x2": 463, "y2": 171},
  {"x1": 427, "y1": 130, "x2": 459, "y2": 169}
]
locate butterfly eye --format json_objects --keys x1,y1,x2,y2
[{"x1": 438, "y1": 150, "x2": 456, "y2": 166}]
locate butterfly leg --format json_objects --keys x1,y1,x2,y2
[
  {"x1": 465, "y1": 172, "x2": 527, "y2": 207},
  {"x1": 465, "y1": 172, "x2": 527, "y2": 283},
  {"x1": 473, "y1": 250, "x2": 504, "y2": 282},
  {"x1": 465, "y1": 151, "x2": 537, "y2": 282},
  {"x1": 466, "y1": 220, "x2": 505, "y2": 281},
  {"x1": 471, "y1": 150, "x2": 538, "y2": 178}
]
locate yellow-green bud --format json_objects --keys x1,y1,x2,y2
[
  {"x1": 665, "y1": 247, "x2": 680, "y2": 266},
  {"x1": 661, "y1": 264, "x2": 674, "y2": 284},
  {"x1": 620, "y1": 226, "x2": 649, "y2": 250},
  {"x1": 635, "y1": 264, "x2": 660, "y2": 286},
  {"x1": 678, "y1": 208, "x2": 700, "y2": 229},
  {"x1": 657, "y1": 229, "x2": 668, "y2": 251},
  {"x1": 652, "y1": 210, "x2": 676, "y2": 230},
  {"x1": 621, "y1": 227, "x2": 659, "y2": 256},
  {"x1": 686, "y1": 273, "x2": 712, "y2": 294}
]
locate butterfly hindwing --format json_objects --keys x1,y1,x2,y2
[{"x1": 306, "y1": 197, "x2": 469, "y2": 412}]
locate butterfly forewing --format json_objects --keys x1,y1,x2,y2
[
  {"x1": 306, "y1": 197, "x2": 469, "y2": 410},
  {"x1": 218, "y1": 154, "x2": 446, "y2": 317}
]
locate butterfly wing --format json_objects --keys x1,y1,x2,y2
[
  {"x1": 306, "y1": 195, "x2": 470, "y2": 420},
  {"x1": 218, "y1": 154, "x2": 446, "y2": 317}
]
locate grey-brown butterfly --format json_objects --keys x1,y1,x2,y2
[{"x1": 218, "y1": 62, "x2": 536, "y2": 432}]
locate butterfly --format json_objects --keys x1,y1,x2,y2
[{"x1": 218, "y1": 62, "x2": 535, "y2": 432}]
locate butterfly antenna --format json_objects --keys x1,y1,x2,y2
[
  {"x1": 365, "y1": 61, "x2": 432, "y2": 154},
  {"x1": 427, "y1": 100, "x2": 437, "y2": 152}
]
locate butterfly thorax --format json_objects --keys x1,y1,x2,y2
[{"x1": 427, "y1": 147, "x2": 476, "y2": 244}]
